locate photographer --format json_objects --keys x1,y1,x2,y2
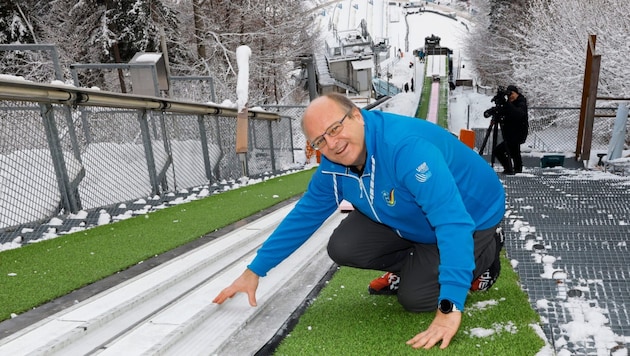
[{"x1": 491, "y1": 85, "x2": 529, "y2": 174}]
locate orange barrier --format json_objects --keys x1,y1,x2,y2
[
  {"x1": 459, "y1": 129, "x2": 475, "y2": 149},
  {"x1": 305, "y1": 141, "x2": 322, "y2": 163}
]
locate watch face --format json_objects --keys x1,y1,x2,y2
[{"x1": 439, "y1": 299, "x2": 453, "y2": 313}]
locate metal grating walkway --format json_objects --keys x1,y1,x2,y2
[{"x1": 501, "y1": 168, "x2": 630, "y2": 355}]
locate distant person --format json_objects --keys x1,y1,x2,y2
[
  {"x1": 418, "y1": 49, "x2": 425, "y2": 62},
  {"x1": 404, "y1": 82, "x2": 409, "y2": 92},
  {"x1": 493, "y1": 85, "x2": 529, "y2": 174},
  {"x1": 213, "y1": 93, "x2": 506, "y2": 350}
]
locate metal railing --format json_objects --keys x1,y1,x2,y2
[
  {"x1": 0, "y1": 78, "x2": 304, "y2": 234},
  {"x1": 2, "y1": 76, "x2": 623, "y2": 240},
  {"x1": 474, "y1": 107, "x2": 619, "y2": 155},
  {"x1": 529, "y1": 107, "x2": 617, "y2": 152}
]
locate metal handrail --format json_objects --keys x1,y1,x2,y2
[{"x1": 0, "y1": 78, "x2": 279, "y2": 120}]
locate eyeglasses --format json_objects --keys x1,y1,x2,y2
[{"x1": 309, "y1": 109, "x2": 353, "y2": 150}]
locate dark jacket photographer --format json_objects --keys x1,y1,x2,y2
[{"x1": 494, "y1": 85, "x2": 528, "y2": 174}]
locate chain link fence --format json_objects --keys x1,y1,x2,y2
[
  {"x1": 260, "y1": 105, "x2": 308, "y2": 165},
  {"x1": 0, "y1": 82, "x2": 305, "y2": 242},
  {"x1": 169, "y1": 76, "x2": 217, "y2": 103},
  {"x1": 472, "y1": 85, "x2": 624, "y2": 155},
  {"x1": 474, "y1": 107, "x2": 619, "y2": 155},
  {"x1": 2, "y1": 77, "x2": 624, "y2": 245}
]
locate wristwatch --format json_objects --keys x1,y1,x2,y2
[{"x1": 438, "y1": 299, "x2": 461, "y2": 314}]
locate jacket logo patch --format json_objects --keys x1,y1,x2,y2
[
  {"x1": 415, "y1": 162, "x2": 432, "y2": 183},
  {"x1": 382, "y1": 189, "x2": 396, "y2": 206}
]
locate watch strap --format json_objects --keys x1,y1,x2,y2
[{"x1": 438, "y1": 299, "x2": 460, "y2": 313}]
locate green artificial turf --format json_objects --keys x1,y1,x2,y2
[
  {"x1": 415, "y1": 57, "x2": 449, "y2": 129},
  {"x1": 438, "y1": 72, "x2": 449, "y2": 128},
  {"x1": 0, "y1": 167, "x2": 548, "y2": 355},
  {"x1": 415, "y1": 77, "x2": 431, "y2": 119},
  {"x1": 275, "y1": 255, "x2": 546, "y2": 355},
  {"x1": 0, "y1": 169, "x2": 315, "y2": 322}
]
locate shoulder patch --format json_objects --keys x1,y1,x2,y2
[{"x1": 415, "y1": 162, "x2": 432, "y2": 183}]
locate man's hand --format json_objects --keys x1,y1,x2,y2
[
  {"x1": 406, "y1": 310, "x2": 462, "y2": 349},
  {"x1": 212, "y1": 269, "x2": 260, "y2": 307}
]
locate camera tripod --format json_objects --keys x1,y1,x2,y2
[{"x1": 479, "y1": 118, "x2": 512, "y2": 169}]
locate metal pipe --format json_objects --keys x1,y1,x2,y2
[
  {"x1": 0, "y1": 79, "x2": 280, "y2": 120},
  {"x1": 0, "y1": 82, "x2": 75, "y2": 102},
  {"x1": 596, "y1": 96, "x2": 630, "y2": 101}
]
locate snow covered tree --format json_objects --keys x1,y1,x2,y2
[
  {"x1": 51, "y1": 0, "x2": 182, "y2": 91},
  {"x1": 464, "y1": 0, "x2": 530, "y2": 90},
  {"x1": 467, "y1": 0, "x2": 630, "y2": 106},
  {"x1": 0, "y1": 1, "x2": 37, "y2": 44},
  {"x1": 0, "y1": 1, "x2": 54, "y2": 81},
  {"x1": 3, "y1": 0, "x2": 318, "y2": 104},
  {"x1": 512, "y1": 0, "x2": 630, "y2": 106},
  {"x1": 1, "y1": 0, "x2": 183, "y2": 90},
  {"x1": 177, "y1": 0, "x2": 319, "y2": 105}
]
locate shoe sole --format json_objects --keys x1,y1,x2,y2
[{"x1": 367, "y1": 287, "x2": 398, "y2": 295}]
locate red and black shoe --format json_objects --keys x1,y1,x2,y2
[
  {"x1": 471, "y1": 228, "x2": 504, "y2": 292},
  {"x1": 368, "y1": 272, "x2": 400, "y2": 295},
  {"x1": 470, "y1": 262, "x2": 500, "y2": 292}
]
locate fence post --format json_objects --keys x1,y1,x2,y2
[
  {"x1": 288, "y1": 116, "x2": 296, "y2": 163},
  {"x1": 580, "y1": 54, "x2": 601, "y2": 163},
  {"x1": 607, "y1": 103, "x2": 629, "y2": 160},
  {"x1": 213, "y1": 117, "x2": 223, "y2": 179},
  {"x1": 137, "y1": 109, "x2": 160, "y2": 195},
  {"x1": 40, "y1": 103, "x2": 81, "y2": 214},
  {"x1": 576, "y1": 35, "x2": 596, "y2": 160},
  {"x1": 267, "y1": 120, "x2": 277, "y2": 172},
  {"x1": 236, "y1": 109, "x2": 249, "y2": 177},
  {"x1": 79, "y1": 106, "x2": 92, "y2": 145},
  {"x1": 198, "y1": 115, "x2": 214, "y2": 182},
  {"x1": 62, "y1": 105, "x2": 85, "y2": 210},
  {"x1": 156, "y1": 112, "x2": 172, "y2": 192}
]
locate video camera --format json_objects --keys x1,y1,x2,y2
[{"x1": 483, "y1": 86, "x2": 510, "y2": 120}]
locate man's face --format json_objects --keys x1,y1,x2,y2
[
  {"x1": 303, "y1": 98, "x2": 366, "y2": 168},
  {"x1": 508, "y1": 91, "x2": 518, "y2": 102}
]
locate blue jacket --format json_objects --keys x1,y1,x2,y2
[{"x1": 249, "y1": 110, "x2": 505, "y2": 310}]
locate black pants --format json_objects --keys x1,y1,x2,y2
[
  {"x1": 494, "y1": 140, "x2": 523, "y2": 173},
  {"x1": 327, "y1": 210, "x2": 500, "y2": 312}
]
